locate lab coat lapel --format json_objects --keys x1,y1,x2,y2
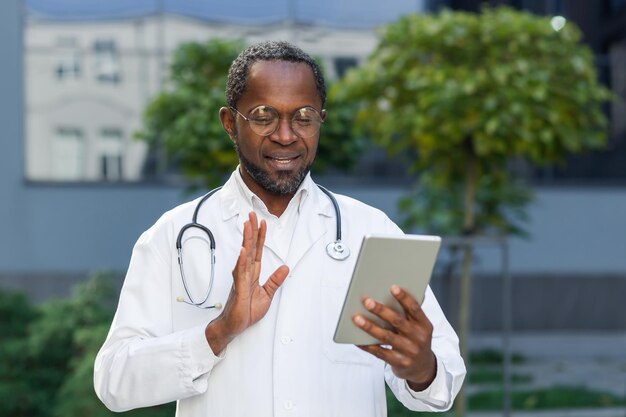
[
  {"x1": 286, "y1": 185, "x2": 333, "y2": 270},
  {"x1": 218, "y1": 173, "x2": 294, "y2": 261},
  {"x1": 219, "y1": 174, "x2": 245, "y2": 237}
]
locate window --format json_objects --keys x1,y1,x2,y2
[
  {"x1": 53, "y1": 128, "x2": 85, "y2": 180},
  {"x1": 99, "y1": 128, "x2": 124, "y2": 181},
  {"x1": 333, "y1": 57, "x2": 358, "y2": 78},
  {"x1": 93, "y1": 40, "x2": 120, "y2": 83},
  {"x1": 55, "y1": 37, "x2": 80, "y2": 80}
]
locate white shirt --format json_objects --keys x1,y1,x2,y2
[
  {"x1": 94, "y1": 170, "x2": 466, "y2": 417},
  {"x1": 233, "y1": 167, "x2": 306, "y2": 261}
]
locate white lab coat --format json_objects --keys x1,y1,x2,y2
[{"x1": 94, "y1": 172, "x2": 465, "y2": 417}]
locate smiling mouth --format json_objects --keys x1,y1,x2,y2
[
  {"x1": 265, "y1": 154, "x2": 301, "y2": 170},
  {"x1": 266, "y1": 155, "x2": 300, "y2": 162}
]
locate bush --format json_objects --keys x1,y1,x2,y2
[{"x1": 0, "y1": 272, "x2": 175, "y2": 417}]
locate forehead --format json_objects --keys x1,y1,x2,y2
[{"x1": 239, "y1": 60, "x2": 321, "y2": 110}]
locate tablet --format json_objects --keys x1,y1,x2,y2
[{"x1": 333, "y1": 234, "x2": 441, "y2": 345}]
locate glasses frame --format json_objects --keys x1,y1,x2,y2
[{"x1": 229, "y1": 105, "x2": 325, "y2": 138}]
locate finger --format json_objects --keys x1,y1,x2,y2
[
  {"x1": 390, "y1": 285, "x2": 429, "y2": 324},
  {"x1": 242, "y1": 219, "x2": 252, "y2": 251},
  {"x1": 357, "y1": 344, "x2": 411, "y2": 369},
  {"x1": 232, "y1": 247, "x2": 248, "y2": 289},
  {"x1": 362, "y1": 297, "x2": 412, "y2": 335},
  {"x1": 262, "y1": 265, "x2": 290, "y2": 299},
  {"x1": 248, "y1": 212, "x2": 259, "y2": 262},
  {"x1": 352, "y1": 314, "x2": 417, "y2": 356},
  {"x1": 251, "y1": 219, "x2": 267, "y2": 278},
  {"x1": 256, "y1": 219, "x2": 267, "y2": 263}
]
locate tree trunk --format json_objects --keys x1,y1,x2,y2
[{"x1": 454, "y1": 149, "x2": 477, "y2": 417}]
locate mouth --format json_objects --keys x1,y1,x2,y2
[{"x1": 265, "y1": 154, "x2": 301, "y2": 169}]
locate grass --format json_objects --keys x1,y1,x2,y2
[
  {"x1": 470, "y1": 386, "x2": 626, "y2": 410},
  {"x1": 387, "y1": 386, "x2": 626, "y2": 416},
  {"x1": 386, "y1": 349, "x2": 626, "y2": 415},
  {"x1": 469, "y1": 348, "x2": 525, "y2": 365}
]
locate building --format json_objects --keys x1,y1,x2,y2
[
  {"x1": 23, "y1": 1, "x2": 422, "y2": 183},
  {"x1": 1, "y1": 0, "x2": 626, "y2": 331}
]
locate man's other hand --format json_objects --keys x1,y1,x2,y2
[{"x1": 353, "y1": 285, "x2": 437, "y2": 392}]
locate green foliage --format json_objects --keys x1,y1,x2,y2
[
  {"x1": 137, "y1": 39, "x2": 243, "y2": 188},
  {"x1": 0, "y1": 272, "x2": 175, "y2": 417},
  {"x1": 316, "y1": 88, "x2": 368, "y2": 173},
  {"x1": 137, "y1": 38, "x2": 364, "y2": 189},
  {"x1": 336, "y1": 6, "x2": 612, "y2": 235},
  {"x1": 398, "y1": 170, "x2": 532, "y2": 235}
]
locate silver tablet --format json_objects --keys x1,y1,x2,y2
[{"x1": 333, "y1": 234, "x2": 441, "y2": 345}]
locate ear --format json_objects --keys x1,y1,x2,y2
[
  {"x1": 219, "y1": 107, "x2": 236, "y2": 140},
  {"x1": 320, "y1": 109, "x2": 327, "y2": 123}
]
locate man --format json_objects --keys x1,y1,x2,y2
[{"x1": 94, "y1": 41, "x2": 465, "y2": 416}]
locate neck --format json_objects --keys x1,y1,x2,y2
[{"x1": 239, "y1": 168, "x2": 295, "y2": 217}]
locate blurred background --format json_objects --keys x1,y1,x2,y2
[{"x1": 0, "y1": 0, "x2": 625, "y2": 416}]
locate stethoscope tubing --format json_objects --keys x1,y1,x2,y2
[{"x1": 176, "y1": 184, "x2": 348, "y2": 308}]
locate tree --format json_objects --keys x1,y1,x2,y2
[
  {"x1": 334, "y1": 6, "x2": 611, "y2": 414},
  {"x1": 0, "y1": 273, "x2": 176, "y2": 417},
  {"x1": 137, "y1": 38, "x2": 364, "y2": 188}
]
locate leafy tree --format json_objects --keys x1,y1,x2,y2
[
  {"x1": 0, "y1": 273, "x2": 175, "y2": 417},
  {"x1": 137, "y1": 38, "x2": 364, "y2": 188},
  {"x1": 0, "y1": 291, "x2": 39, "y2": 417},
  {"x1": 335, "y1": 6, "x2": 611, "y2": 414}
]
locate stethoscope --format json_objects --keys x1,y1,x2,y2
[{"x1": 175, "y1": 185, "x2": 350, "y2": 309}]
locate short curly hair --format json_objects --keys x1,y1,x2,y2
[{"x1": 226, "y1": 41, "x2": 326, "y2": 108}]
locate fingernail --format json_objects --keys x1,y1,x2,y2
[
  {"x1": 364, "y1": 298, "x2": 375, "y2": 309},
  {"x1": 391, "y1": 285, "x2": 401, "y2": 295},
  {"x1": 354, "y1": 315, "x2": 365, "y2": 326}
]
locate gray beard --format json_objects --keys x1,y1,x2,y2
[{"x1": 234, "y1": 142, "x2": 312, "y2": 196}]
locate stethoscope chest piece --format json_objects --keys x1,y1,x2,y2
[{"x1": 326, "y1": 241, "x2": 350, "y2": 261}]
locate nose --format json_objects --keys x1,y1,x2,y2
[{"x1": 269, "y1": 117, "x2": 299, "y2": 145}]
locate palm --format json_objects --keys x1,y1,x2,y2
[{"x1": 221, "y1": 212, "x2": 289, "y2": 336}]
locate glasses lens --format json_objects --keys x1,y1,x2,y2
[
  {"x1": 248, "y1": 106, "x2": 279, "y2": 136},
  {"x1": 291, "y1": 107, "x2": 322, "y2": 138},
  {"x1": 245, "y1": 106, "x2": 323, "y2": 138}
]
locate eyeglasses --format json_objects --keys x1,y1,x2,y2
[{"x1": 230, "y1": 105, "x2": 324, "y2": 138}]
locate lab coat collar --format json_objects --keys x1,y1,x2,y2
[{"x1": 218, "y1": 169, "x2": 333, "y2": 266}]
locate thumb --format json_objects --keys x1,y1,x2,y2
[{"x1": 262, "y1": 265, "x2": 289, "y2": 299}]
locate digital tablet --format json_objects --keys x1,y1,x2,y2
[{"x1": 333, "y1": 234, "x2": 441, "y2": 345}]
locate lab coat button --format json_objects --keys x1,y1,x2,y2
[
  {"x1": 280, "y1": 336, "x2": 292, "y2": 344},
  {"x1": 284, "y1": 400, "x2": 293, "y2": 410},
  {"x1": 197, "y1": 366, "x2": 204, "y2": 373}
]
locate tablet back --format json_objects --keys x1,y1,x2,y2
[{"x1": 333, "y1": 234, "x2": 441, "y2": 345}]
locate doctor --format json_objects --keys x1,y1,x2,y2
[{"x1": 94, "y1": 41, "x2": 465, "y2": 416}]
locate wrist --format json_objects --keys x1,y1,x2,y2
[
  {"x1": 407, "y1": 353, "x2": 437, "y2": 392},
  {"x1": 205, "y1": 317, "x2": 236, "y2": 355}
]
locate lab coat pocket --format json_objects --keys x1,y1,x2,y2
[{"x1": 320, "y1": 281, "x2": 376, "y2": 366}]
